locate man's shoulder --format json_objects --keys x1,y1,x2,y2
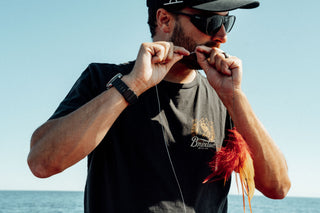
[{"x1": 86, "y1": 61, "x2": 136, "y2": 76}]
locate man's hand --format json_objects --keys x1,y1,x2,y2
[
  {"x1": 195, "y1": 46, "x2": 243, "y2": 105},
  {"x1": 196, "y1": 46, "x2": 291, "y2": 198},
  {"x1": 128, "y1": 42, "x2": 190, "y2": 95}
]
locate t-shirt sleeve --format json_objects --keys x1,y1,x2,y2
[
  {"x1": 48, "y1": 62, "x2": 134, "y2": 120},
  {"x1": 49, "y1": 64, "x2": 101, "y2": 120}
]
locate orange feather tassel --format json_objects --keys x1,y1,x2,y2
[{"x1": 203, "y1": 127, "x2": 255, "y2": 213}]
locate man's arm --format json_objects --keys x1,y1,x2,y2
[
  {"x1": 228, "y1": 90, "x2": 290, "y2": 199},
  {"x1": 28, "y1": 42, "x2": 189, "y2": 178},
  {"x1": 196, "y1": 46, "x2": 291, "y2": 199},
  {"x1": 28, "y1": 76, "x2": 137, "y2": 178}
]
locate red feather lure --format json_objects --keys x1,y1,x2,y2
[{"x1": 203, "y1": 127, "x2": 255, "y2": 213}]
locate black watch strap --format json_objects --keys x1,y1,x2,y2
[{"x1": 106, "y1": 73, "x2": 138, "y2": 105}]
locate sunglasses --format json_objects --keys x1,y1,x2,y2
[{"x1": 171, "y1": 11, "x2": 236, "y2": 36}]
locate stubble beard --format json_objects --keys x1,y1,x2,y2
[{"x1": 169, "y1": 22, "x2": 219, "y2": 70}]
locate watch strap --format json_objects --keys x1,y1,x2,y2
[{"x1": 106, "y1": 73, "x2": 138, "y2": 105}]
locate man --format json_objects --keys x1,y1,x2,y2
[{"x1": 28, "y1": 0, "x2": 291, "y2": 212}]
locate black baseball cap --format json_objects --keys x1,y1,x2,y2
[{"x1": 147, "y1": 0, "x2": 260, "y2": 12}]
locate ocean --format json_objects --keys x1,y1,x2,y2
[{"x1": 0, "y1": 191, "x2": 319, "y2": 213}]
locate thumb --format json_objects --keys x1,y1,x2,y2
[
  {"x1": 166, "y1": 46, "x2": 190, "y2": 68},
  {"x1": 195, "y1": 48, "x2": 212, "y2": 75}
]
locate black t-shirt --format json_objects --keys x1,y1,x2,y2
[{"x1": 50, "y1": 62, "x2": 233, "y2": 213}]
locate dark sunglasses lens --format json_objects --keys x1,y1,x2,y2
[
  {"x1": 191, "y1": 14, "x2": 236, "y2": 36},
  {"x1": 223, "y1": 16, "x2": 236, "y2": 33},
  {"x1": 207, "y1": 16, "x2": 223, "y2": 35},
  {"x1": 207, "y1": 15, "x2": 236, "y2": 35}
]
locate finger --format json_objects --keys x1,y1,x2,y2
[
  {"x1": 220, "y1": 59, "x2": 232, "y2": 76},
  {"x1": 228, "y1": 57, "x2": 243, "y2": 80},
  {"x1": 213, "y1": 53, "x2": 223, "y2": 72},
  {"x1": 196, "y1": 46, "x2": 224, "y2": 65},
  {"x1": 195, "y1": 45, "x2": 212, "y2": 62},
  {"x1": 212, "y1": 53, "x2": 232, "y2": 76},
  {"x1": 150, "y1": 44, "x2": 167, "y2": 64},
  {"x1": 165, "y1": 42, "x2": 174, "y2": 63},
  {"x1": 195, "y1": 46, "x2": 212, "y2": 74},
  {"x1": 208, "y1": 47, "x2": 225, "y2": 66},
  {"x1": 204, "y1": 47, "x2": 233, "y2": 76},
  {"x1": 174, "y1": 46, "x2": 190, "y2": 57},
  {"x1": 165, "y1": 46, "x2": 190, "y2": 68}
]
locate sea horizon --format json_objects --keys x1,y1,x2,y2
[
  {"x1": 1, "y1": 189, "x2": 318, "y2": 199},
  {"x1": 0, "y1": 190, "x2": 319, "y2": 213}
]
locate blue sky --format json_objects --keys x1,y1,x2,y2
[{"x1": 1, "y1": 0, "x2": 319, "y2": 199}]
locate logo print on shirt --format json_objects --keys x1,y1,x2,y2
[
  {"x1": 190, "y1": 118, "x2": 216, "y2": 149},
  {"x1": 164, "y1": 0, "x2": 184, "y2": 6}
]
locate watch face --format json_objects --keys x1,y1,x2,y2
[{"x1": 106, "y1": 73, "x2": 123, "y2": 89}]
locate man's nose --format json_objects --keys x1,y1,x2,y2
[{"x1": 211, "y1": 25, "x2": 227, "y2": 44}]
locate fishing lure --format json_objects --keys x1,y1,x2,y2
[{"x1": 203, "y1": 127, "x2": 255, "y2": 213}]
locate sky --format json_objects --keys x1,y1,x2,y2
[{"x1": 1, "y1": 0, "x2": 319, "y2": 199}]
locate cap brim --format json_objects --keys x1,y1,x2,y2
[{"x1": 192, "y1": 0, "x2": 260, "y2": 12}]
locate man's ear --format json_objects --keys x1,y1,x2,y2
[{"x1": 156, "y1": 8, "x2": 175, "y2": 33}]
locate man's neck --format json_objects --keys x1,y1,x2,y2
[{"x1": 164, "y1": 62, "x2": 197, "y2": 84}]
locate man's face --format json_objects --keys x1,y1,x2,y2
[
  {"x1": 169, "y1": 21, "x2": 202, "y2": 69},
  {"x1": 169, "y1": 9, "x2": 228, "y2": 69},
  {"x1": 170, "y1": 20, "x2": 197, "y2": 54}
]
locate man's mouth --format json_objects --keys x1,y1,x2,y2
[
  {"x1": 179, "y1": 41, "x2": 220, "y2": 70},
  {"x1": 203, "y1": 41, "x2": 220, "y2": 49}
]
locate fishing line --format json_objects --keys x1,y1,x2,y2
[{"x1": 155, "y1": 84, "x2": 187, "y2": 213}]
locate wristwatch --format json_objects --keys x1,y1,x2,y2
[{"x1": 106, "y1": 73, "x2": 138, "y2": 105}]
